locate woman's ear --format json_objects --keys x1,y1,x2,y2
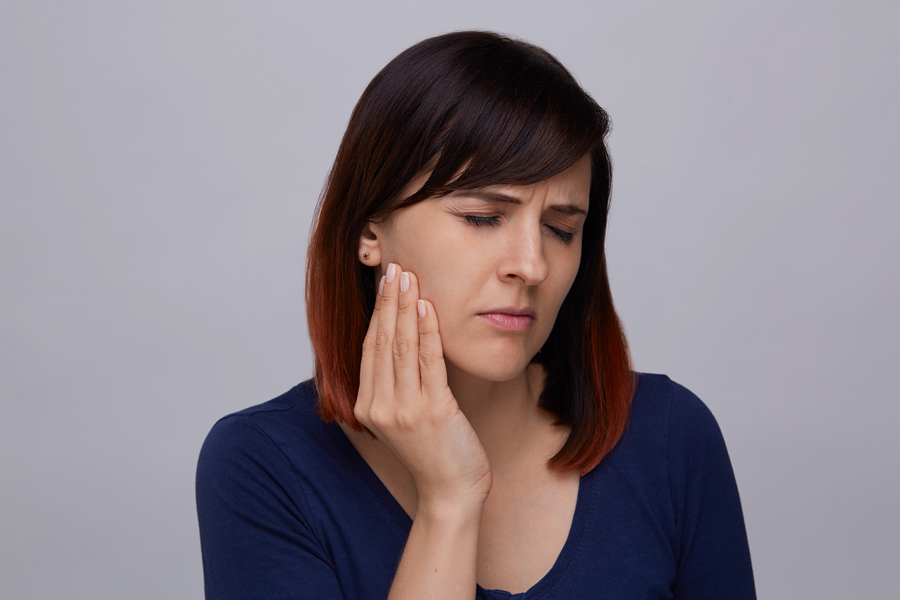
[{"x1": 358, "y1": 220, "x2": 382, "y2": 267}]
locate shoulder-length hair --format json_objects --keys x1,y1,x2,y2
[{"x1": 306, "y1": 31, "x2": 634, "y2": 474}]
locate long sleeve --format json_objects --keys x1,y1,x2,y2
[
  {"x1": 667, "y1": 382, "x2": 756, "y2": 599},
  {"x1": 195, "y1": 415, "x2": 345, "y2": 600}
]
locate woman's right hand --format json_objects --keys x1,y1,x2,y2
[{"x1": 354, "y1": 262, "x2": 493, "y2": 513}]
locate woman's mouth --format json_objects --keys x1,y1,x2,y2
[{"x1": 477, "y1": 312, "x2": 535, "y2": 330}]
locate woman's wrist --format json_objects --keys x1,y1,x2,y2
[
  {"x1": 388, "y1": 495, "x2": 482, "y2": 600},
  {"x1": 414, "y1": 493, "x2": 487, "y2": 525}
]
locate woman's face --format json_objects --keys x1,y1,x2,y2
[{"x1": 366, "y1": 155, "x2": 592, "y2": 382}]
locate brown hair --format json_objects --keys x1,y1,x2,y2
[{"x1": 306, "y1": 31, "x2": 634, "y2": 474}]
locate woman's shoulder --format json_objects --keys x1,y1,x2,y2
[
  {"x1": 197, "y1": 378, "x2": 339, "y2": 482},
  {"x1": 219, "y1": 377, "x2": 318, "y2": 422},
  {"x1": 631, "y1": 371, "x2": 710, "y2": 414},
  {"x1": 202, "y1": 378, "x2": 320, "y2": 440},
  {"x1": 619, "y1": 374, "x2": 755, "y2": 596},
  {"x1": 628, "y1": 371, "x2": 722, "y2": 438},
  {"x1": 604, "y1": 372, "x2": 729, "y2": 472}
]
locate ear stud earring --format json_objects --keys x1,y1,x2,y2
[{"x1": 363, "y1": 253, "x2": 370, "y2": 260}]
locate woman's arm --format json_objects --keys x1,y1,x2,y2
[
  {"x1": 196, "y1": 415, "x2": 345, "y2": 599},
  {"x1": 667, "y1": 383, "x2": 756, "y2": 599},
  {"x1": 355, "y1": 264, "x2": 493, "y2": 599},
  {"x1": 388, "y1": 500, "x2": 483, "y2": 599}
]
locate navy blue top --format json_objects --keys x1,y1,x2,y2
[{"x1": 196, "y1": 373, "x2": 755, "y2": 599}]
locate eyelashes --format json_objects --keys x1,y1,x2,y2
[
  {"x1": 464, "y1": 215, "x2": 502, "y2": 227},
  {"x1": 463, "y1": 215, "x2": 576, "y2": 245}
]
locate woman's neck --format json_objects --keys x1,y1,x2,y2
[{"x1": 445, "y1": 361, "x2": 564, "y2": 477}]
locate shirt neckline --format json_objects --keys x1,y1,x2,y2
[{"x1": 330, "y1": 417, "x2": 596, "y2": 599}]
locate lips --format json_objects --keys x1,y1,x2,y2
[
  {"x1": 478, "y1": 307, "x2": 537, "y2": 318},
  {"x1": 478, "y1": 313, "x2": 534, "y2": 329},
  {"x1": 476, "y1": 307, "x2": 536, "y2": 330}
]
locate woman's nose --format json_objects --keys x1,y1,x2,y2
[{"x1": 502, "y1": 224, "x2": 549, "y2": 285}]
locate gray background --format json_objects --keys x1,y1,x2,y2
[{"x1": 2, "y1": 1, "x2": 897, "y2": 598}]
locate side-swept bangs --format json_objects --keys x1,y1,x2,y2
[{"x1": 306, "y1": 31, "x2": 634, "y2": 474}]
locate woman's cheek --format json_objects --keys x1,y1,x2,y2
[{"x1": 409, "y1": 249, "x2": 453, "y2": 305}]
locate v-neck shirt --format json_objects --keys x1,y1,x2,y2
[{"x1": 196, "y1": 372, "x2": 756, "y2": 599}]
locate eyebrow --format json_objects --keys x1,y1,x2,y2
[{"x1": 446, "y1": 190, "x2": 588, "y2": 217}]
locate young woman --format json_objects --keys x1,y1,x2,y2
[{"x1": 196, "y1": 31, "x2": 756, "y2": 599}]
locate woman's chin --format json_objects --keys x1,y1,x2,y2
[
  {"x1": 440, "y1": 326, "x2": 547, "y2": 382},
  {"x1": 444, "y1": 352, "x2": 533, "y2": 383}
]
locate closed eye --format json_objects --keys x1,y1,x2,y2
[
  {"x1": 464, "y1": 215, "x2": 501, "y2": 227},
  {"x1": 463, "y1": 215, "x2": 575, "y2": 245}
]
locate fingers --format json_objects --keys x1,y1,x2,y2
[
  {"x1": 359, "y1": 262, "x2": 448, "y2": 425},
  {"x1": 354, "y1": 275, "x2": 383, "y2": 423},
  {"x1": 374, "y1": 263, "x2": 421, "y2": 397},
  {"x1": 373, "y1": 263, "x2": 400, "y2": 398},
  {"x1": 393, "y1": 269, "x2": 421, "y2": 395},
  {"x1": 417, "y1": 298, "x2": 449, "y2": 399}
]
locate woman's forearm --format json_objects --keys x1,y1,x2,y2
[{"x1": 387, "y1": 500, "x2": 484, "y2": 600}]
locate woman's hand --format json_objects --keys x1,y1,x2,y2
[{"x1": 354, "y1": 262, "x2": 493, "y2": 513}]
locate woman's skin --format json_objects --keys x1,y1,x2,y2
[{"x1": 341, "y1": 155, "x2": 592, "y2": 596}]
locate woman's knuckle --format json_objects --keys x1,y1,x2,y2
[
  {"x1": 418, "y1": 349, "x2": 440, "y2": 369},
  {"x1": 395, "y1": 409, "x2": 416, "y2": 430},
  {"x1": 374, "y1": 330, "x2": 392, "y2": 352},
  {"x1": 393, "y1": 337, "x2": 412, "y2": 359},
  {"x1": 397, "y1": 295, "x2": 413, "y2": 313},
  {"x1": 368, "y1": 406, "x2": 390, "y2": 429}
]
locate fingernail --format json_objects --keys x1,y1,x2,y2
[
  {"x1": 417, "y1": 299, "x2": 426, "y2": 317},
  {"x1": 386, "y1": 263, "x2": 398, "y2": 283},
  {"x1": 400, "y1": 271, "x2": 409, "y2": 293},
  {"x1": 378, "y1": 275, "x2": 385, "y2": 295}
]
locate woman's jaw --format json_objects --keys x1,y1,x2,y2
[{"x1": 443, "y1": 357, "x2": 548, "y2": 422}]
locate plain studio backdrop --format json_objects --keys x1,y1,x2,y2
[{"x1": 1, "y1": 1, "x2": 897, "y2": 598}]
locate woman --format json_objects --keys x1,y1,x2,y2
[{"x1": 196, "y1": 31, "x2": 756, "y2": 599}]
